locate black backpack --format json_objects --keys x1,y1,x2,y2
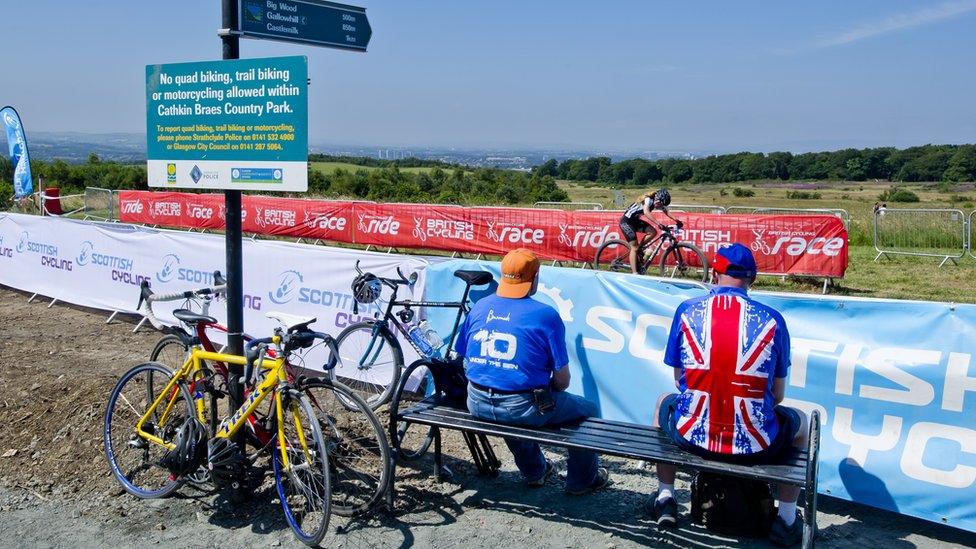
[{"x1": 690, "y1": 471, "x2": 776, "y2": 537}]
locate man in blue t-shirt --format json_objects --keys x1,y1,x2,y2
[
  {"x1": 457, "y1": 248, "x2": 609, "y2": 495},
  {"x1": 650, "y1": 243, "x2": 808, "y2": 547}
]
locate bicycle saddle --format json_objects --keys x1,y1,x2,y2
[
  {"x1": 266, "y1": 311, "x2": 316, "y2": 332},
  {"x1": 172, "y1": 308, "x2": 217, "y2": 326},
  {"x1": 453, "y1": 270, "x2": 493, "y2": 286}
]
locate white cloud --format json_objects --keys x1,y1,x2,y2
[{"x1": 815, "y1": 0, "x2": 976, "y2": 49}]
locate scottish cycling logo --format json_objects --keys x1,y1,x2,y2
[
  {"x1": 268, "y1": 268, "x2": 380, "y2": 324},
  {"x1": 77, "y1": 241, "x2": 146, "y2": 286},
  {"x1": 0, "y1": 235, "x2": 12, "y2": 258},
  {"x1": 156, "y1": 254, "x2": 180, "y2": 283},
  {"x1": 16, "y1": 231, "x2": 72, "y2": 271},
  {"x1": 358, "y1": 214, "x2": 400, "y2": 235},
  {"x1": 556, "y1": 223, "x2": 619, "y2": 250},
  {"x1": 76, "y1": 241, "x2": 93, "y2": 266},
  {"x1": 268, "y1": 270, "x2": 304, "y2": 305},
  {"x1": 485, "y1": 221, "x2": 544, "y2": 245},
  {"x1": 156, "y1": 253, "x2": 222, "y2": 285}
]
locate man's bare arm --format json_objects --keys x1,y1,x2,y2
[
  {"x1": 551, "y1": 366, "x2": 571, "y2": 392},
  {"x1": 773, "y1": 376, "x2": 786, "y2": 405}
]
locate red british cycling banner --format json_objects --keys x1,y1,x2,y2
[{"x1": 116, "y1": 191, "x2": 848, "y2": 277}]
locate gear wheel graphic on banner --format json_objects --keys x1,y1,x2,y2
[{"x1": 537, "y1": 283, "x2": 574, "y2": 322}]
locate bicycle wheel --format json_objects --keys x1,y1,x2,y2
[
  {"x1": 273, "y1": 390, "x2": 332, "y2": 547},
  {"x1": 104, "y1": 362, "x2": 194, "y2": 498},
  {"x1": 150, "y1": 335, "x2": 221, "y2": 434},
  {"x1": 593, "y1": 239, "x2": 633, "y2": 272},
  {"x1": 389, "y1": 361, "x2": 436, "y2": 461},
  {"x1": 659, "y1": 242, "x2": 709, "y2": 282},
  {"x1": 301, "y1": 377, "x2": 390, "y2": 517},
  {"x1": 330, "y1": 322, "x2": 403, "y2": 410}
]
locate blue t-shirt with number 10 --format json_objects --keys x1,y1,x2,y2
[{"x1": 456, "y1": 293, "x2": 569, "y2": 391}]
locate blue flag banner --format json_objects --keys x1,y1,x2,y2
[
  {"x1": 0, "y1": 106, "x2": 33, "y2": 197},
  {"x1": 424, "y1": 259, "x2": 976, "y2": 533}
]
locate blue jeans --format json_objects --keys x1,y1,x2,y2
[{"x1": 467, "y1": 385, "x2": 600, "y2": 492}]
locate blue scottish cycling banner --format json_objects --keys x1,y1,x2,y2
[
  {"x1": 1, "y1": 106, "x2": 33, "y2": 197},
  {"x1": 424, "y1": 259, "x2": 976, "y2": 533}
]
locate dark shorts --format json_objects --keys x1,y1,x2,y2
[
  {"x1": 658, "y1": 393, "x2": 801, "y2": 466},
  {"x1": 619, "y1": 218, "x2": 653, "y2": 243}
]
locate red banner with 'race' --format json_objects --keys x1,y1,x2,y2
[{"x1": 117, "y1": 191, "x2": 848, "y2": 277}]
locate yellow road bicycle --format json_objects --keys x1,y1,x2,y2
[{"x1": 104, "y1": 314, "x2": 338, "y2": 546}]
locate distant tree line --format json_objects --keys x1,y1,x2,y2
[
  {"x1": 309, "y1": 164, "x2": 568, "y2": 205},
  {"x1": 308, "y1": 153, "x2": 457, "y2": 170},
  {"x1": 0, "y1": 153, "x2": 567, "y2": 207},
  {"x1": 534, "y1": 144, "x2": 976, "y2": 185}
]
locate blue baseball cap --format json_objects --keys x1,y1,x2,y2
[{"x1": 713, "y1": 243, "x2": 757, "y2": 279}]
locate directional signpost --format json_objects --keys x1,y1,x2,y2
[
  {"x1": 201, "y1": 0, "x2": 370, "y2": 487},
  {"x1": 239, "y1": 0, "x2": 372, "y2": 51}
]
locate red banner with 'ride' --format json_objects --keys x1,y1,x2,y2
[{"x1": 117, "y1": 191, "x2": 848, "y2": 277}]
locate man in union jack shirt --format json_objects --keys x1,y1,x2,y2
[{"x1": 652, "y1": 243, "x2": 808, "y2": 546}]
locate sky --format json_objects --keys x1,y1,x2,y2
[{"x1": 2, "y1": 0, "x2": 975, "y2": 153}]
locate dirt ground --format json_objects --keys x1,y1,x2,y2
[{"x1": 0, "y1": 286, "x2": 972, "y2": 548}]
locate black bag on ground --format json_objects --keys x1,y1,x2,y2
[
  {"x1": 425, "y1": 356, "x2": 468, "y2": 409},
  {"x1": 690, "y1": 471, "x2": 776, "y2": 537}
]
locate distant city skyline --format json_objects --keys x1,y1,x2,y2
[{"x1": 3, "y1": 1, "x2": 975, "y2": 153}]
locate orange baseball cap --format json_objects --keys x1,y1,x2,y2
[{"x1": 496, "y1": 248, "x2": 540, "y2": 299}]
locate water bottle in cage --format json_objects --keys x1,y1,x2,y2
[
  {"x1": 406, "y1": 323, "x2": 435, "y2": 357},
  {"x1": 418, "y1": 320, "x2": 444, "y2": 351}
]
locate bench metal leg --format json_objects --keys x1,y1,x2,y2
[
  {"x1": 802, "y1": 410, "x2": 821, "y2": 549},
  {"x1": 478, "y1": 434, "x2": 500, "y2": 476},
  {"x1": 434, "y1": 427, "x2": 453, "y2": 480},
  {"x1": 386, "y1": 448, "x2": 397, "y2": 512}
]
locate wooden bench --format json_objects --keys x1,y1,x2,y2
[{"x1": 389, "y1": 399, "x2": 821, "y2": 549}]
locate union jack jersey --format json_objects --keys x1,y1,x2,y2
[{"x1": 663, "y1": 286, "x2": 791, "y2": 455}]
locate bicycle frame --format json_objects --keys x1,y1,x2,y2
[{"x1": 134, "y1": 341, "x2": 303, "y2": 471}]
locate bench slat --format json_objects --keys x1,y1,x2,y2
[
  {"x1": 400, "y1": 403, "x2": 807, "y2": 485},
  {"x1": 410, "y1": 405, "x2": 809, "y2": 467},
  {"x1": 423, "y1": 408, "x2": 806, "y2": 467}
]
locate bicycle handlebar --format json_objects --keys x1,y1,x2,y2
[
  {"x1": 136, "y1": 272, "x2": 228, "y2": 331},
  {"x1": 354, "y1": 259, "x2": 417, "y2": 289}
]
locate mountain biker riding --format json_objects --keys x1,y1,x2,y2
[{"x1": 619, "y1": 188, "x2": 682, "y2": 274}]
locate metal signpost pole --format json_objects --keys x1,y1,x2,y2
[{"x1": 220, "y1": 0, "x2": 246, "y2": 466}]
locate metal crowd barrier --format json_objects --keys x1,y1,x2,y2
[
  {"x1": 39, "y1": 190, "x2": 85, "y2": 217},
  {"x1": 669, "y1": 203, "x2": 727, "y2": 214},
  {"x1": 82, "y1": 187, "x2": 116, "y2": 221},
  {"x1": 726, "y1": 206, "x2": 851, "y2": 230},
  {"x1": 873, "y1": 208, "x2": 968, "y2": 267},
  {"x1": 533, "y1": 201, "x2": 603, "y2": 210},
  {"x1": 970, "y1": 210, "x2": 975, "y2": 260}
]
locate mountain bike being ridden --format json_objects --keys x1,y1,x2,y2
[
  {"x1": 136, "y1": 277, "x2": 390, "y2": 517},
  {"x1": 335, "y1": 262, "x2": 493, "y2": 459},
  {"x1": 620, "y1": 188, "x2": 682, "y2": 274},
  {"x1": 595, "y1": 191, "x2": 709, "y2": 282}
]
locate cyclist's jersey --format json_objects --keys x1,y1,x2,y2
[{"x1": 622, "y1": 195, "x2": 655, "y2": 225}]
